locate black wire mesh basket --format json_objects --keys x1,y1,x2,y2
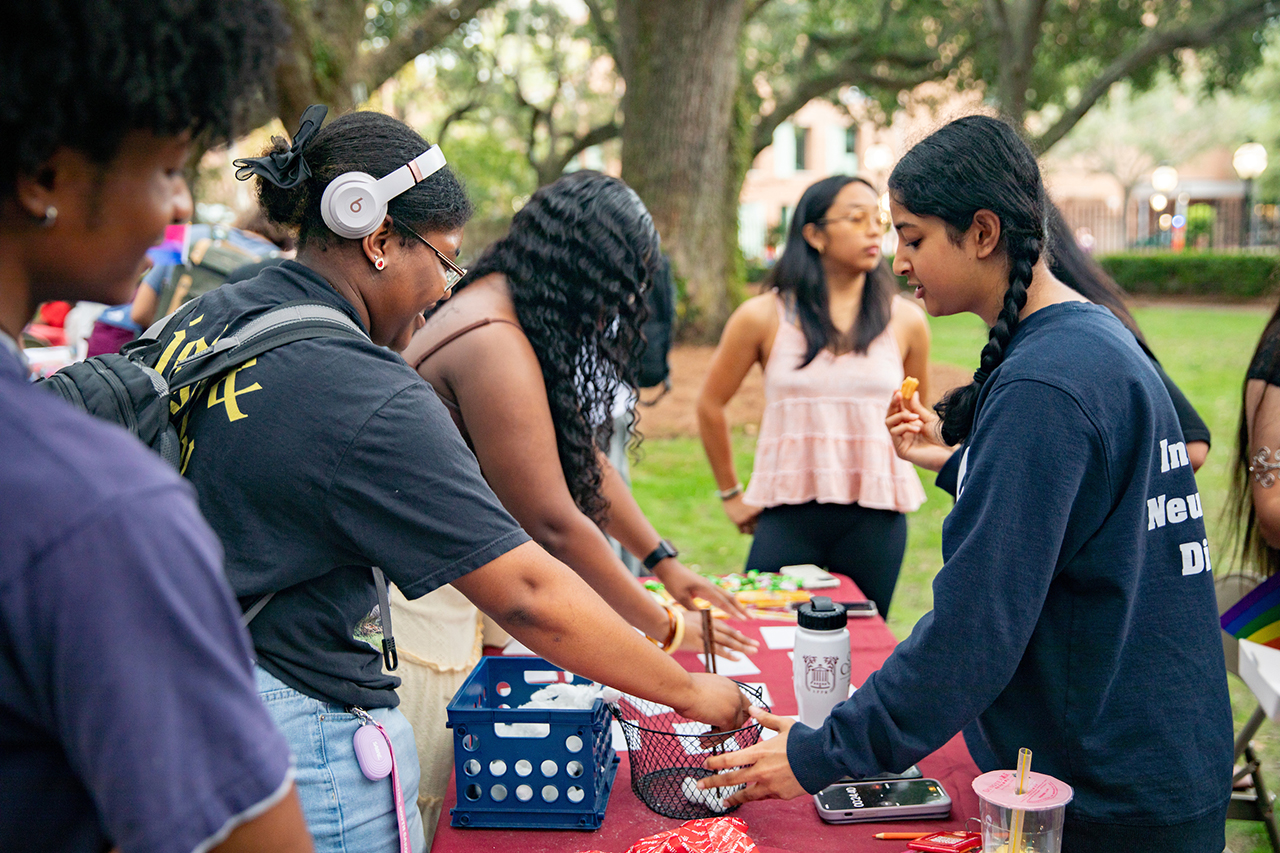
[{"x1": 610, "y1": 682, "x2": 768, "y2": 819}]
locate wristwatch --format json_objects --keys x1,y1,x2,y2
[{"x1": 643, "y1": 538, "x2": 679, "y2": 570}]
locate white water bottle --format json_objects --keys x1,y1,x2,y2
[{"x1": 793, "y1": 596, "x2": 851, "y2": 728}]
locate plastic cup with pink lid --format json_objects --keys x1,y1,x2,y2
[{"x1": 971, "y1": 768, "x2": 1073, "y2": 853}]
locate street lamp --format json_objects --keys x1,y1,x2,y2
[
  {"x1": 1234, "y1": 142, "x2": 1268, "y2": 247},
  {"x1": 1149, "y1": 193, "x2": 1168, "y2": 212},
  {"x1": 1151, "y1": 165, "x2": 1179, "y2": 194}
]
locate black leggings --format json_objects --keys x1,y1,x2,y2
[{"x1": 745, "y1": 501, "x2": 907, "y2": 618}]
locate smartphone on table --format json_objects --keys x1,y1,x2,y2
[{"x1": 813, "y1": 778, "x2": 951, "y2": 823}]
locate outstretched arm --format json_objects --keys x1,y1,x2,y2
[
  {"x1": 452, "y1": 540, "x2": 749, "y2": 731},
  {"x1": 441, "y1": 323, "x2": 752, "y2": 655}
]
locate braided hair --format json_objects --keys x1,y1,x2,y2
[
  {"x1": 455, "y1": 171, "x2": 659, "y2": 524},
  {"x1": 768, "y1": 175, "x2": 896, "y2": 367},
  {"x1": 888, "y1": 115, "x2": 1047, "y2": 446}
]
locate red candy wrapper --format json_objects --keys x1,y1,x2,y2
[
  {"x1": 906, "y1": 830, "x2": 981, "y2": 852},
  {"x1": 578, "y1": 816, "x2": 758, "y2": 853}
]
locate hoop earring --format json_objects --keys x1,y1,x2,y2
[
  {"x1": 41, "y1": 206, "x2": 57, "y2": 228},
  {"x1": 374, "y1": 257, "x2": 386, "y2": 271}
]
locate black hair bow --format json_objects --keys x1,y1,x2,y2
[{"x1": 233, "y1": 104, "x2": 329, "y2": 188}]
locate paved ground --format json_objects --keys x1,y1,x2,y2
[{"x1": 635, "y1": 344, "x2": 971, "y2": 438}]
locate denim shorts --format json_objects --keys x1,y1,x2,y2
[{"x1": 255, "y1": 665, "x2": 426, "y2": 853}]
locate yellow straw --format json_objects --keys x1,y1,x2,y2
[{"x1": 1009, "y1": 747, "x2": 1032, "y2": 852}]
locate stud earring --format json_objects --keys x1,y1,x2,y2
[
  {"x1": 374, "y1": 257, "x2": 386, "y2": 271},
  {"x1": 40, "y1": 206, "x2": 57, "y2": 228}
]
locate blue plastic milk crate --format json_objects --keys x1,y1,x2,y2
[{"x1": 446, "y1": 656, "x2": 620, "y2": 830}]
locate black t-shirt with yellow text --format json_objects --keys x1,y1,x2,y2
[{"x1": 167, "y1": 261, "x2": 529, "y2": 708}]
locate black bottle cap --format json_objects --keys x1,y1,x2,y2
[{"x1": 796, "y1": 596, "x2": 847, "y2": 631}]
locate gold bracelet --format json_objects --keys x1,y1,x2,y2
[
  {"x1": 649, "y1": 605, "x2": 677, "y2": 649},
  {"x1": 662, "y1": 607, "x2": 686, "y2": 654}
]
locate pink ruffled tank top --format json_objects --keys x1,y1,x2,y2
[{"x1": 743, "y1": 298, "x2": 926, "y2": 512}]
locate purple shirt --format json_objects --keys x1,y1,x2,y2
[{"x1": 0, "y1": 345, "x2": 293, "y2": 853}]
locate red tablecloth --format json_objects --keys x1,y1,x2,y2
[{"x1": 431, "y1": 578, "x2": 981, "y2": 853}]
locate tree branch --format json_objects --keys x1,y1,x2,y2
[
  {"x1": 436, "y1": 100, "x2": 480, "y2": 146},
  {"x1": 744, "y1": 0, "x2": 780, "y2": 23},
  {"x1": 752, "y1": 46, "x2": 958, "y2": 154},
  {"x1": 537, "y1": 120, "x2": 623, "y2": 184},
  {"x1": 357, "y1": 0, "x2": 498, "y2": 93},
  {"x1": 583, "y1": 0, "x2": 618, "y2": 63},
  {"x1": 1031, "y1": 0, "x2": 1277, "y2": 152},
  {"x1": 984, "y1": 0, "x2": 1010, "y2": 38}
]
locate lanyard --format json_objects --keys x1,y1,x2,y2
[{"x1": 351, "y1": 707, "x2": 411, "y2": 853}]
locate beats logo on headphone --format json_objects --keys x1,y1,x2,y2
[{"x1": 320, "y1": 145, "x2": 447, "y2": 239}]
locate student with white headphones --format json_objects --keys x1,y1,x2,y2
[{"x1": 184, "y1": 108, "x2": 750, "y2": 853}]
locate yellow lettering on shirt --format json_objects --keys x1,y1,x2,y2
[
  {"x1": 168, "y1": 337, "x2": 212, "y2": 414},
  {"x1": 179, "y1": 434, "x2": 195, "y2": 475},
  {"x1": 154, "y1": 330, "x2": 187, "y2": 375},
  {"x1": 207, "y1": 358, "x2": 262, "y2": 422}
]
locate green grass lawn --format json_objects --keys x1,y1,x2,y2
[{"x1": 629, "y1": 301, "x2": 1278, "y2": 852}]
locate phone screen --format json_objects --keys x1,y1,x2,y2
[
  {"x1": 843, "y1": 600, "x2": 877, "y2": 615},
  {"x1": 818, "y1": 779, "x2": 946, "y2": 810}
]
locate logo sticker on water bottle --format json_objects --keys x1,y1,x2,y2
[{"x1": 804, "y1": 655, "x2": 843, "y2": 691}]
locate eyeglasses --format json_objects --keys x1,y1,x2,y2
[
  {"x1": 402, "y1": 223, "x2": 467, "y2": 291},
  {"x1": 817, "y1": 208, "x2": 891, "y2": 234}
]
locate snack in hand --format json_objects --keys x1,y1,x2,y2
[{"x1": 900, "y1": 375, "x2": 919, "y2": 402}]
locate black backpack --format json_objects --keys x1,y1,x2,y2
[
  {"x1": 38, "y1": 297, "x2": 401, "y2": 668},
  {"x1": 40, "y1": 298, "x2": 367, "y2": 468},
  {"x1": 638, "y1": 253, "x2": 676, "y2": 397}
]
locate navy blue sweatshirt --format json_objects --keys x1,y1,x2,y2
[{"x1": 786, "y1": 303, "x2": 1231, "y2": 840}]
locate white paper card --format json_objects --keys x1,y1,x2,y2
[
  {"x1": 611, "y1": 719, "x2": 628, "y2": 752},
  {"x1": 696, "y1": 653, "x2": 760, "y2": 677},
  {"x1": 759, "y1": 626, "x2": 796, "y2": 650}
]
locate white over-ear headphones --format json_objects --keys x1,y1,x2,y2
[{"x1": 320, "y1": 145, "x2": 448, "y2": 240}]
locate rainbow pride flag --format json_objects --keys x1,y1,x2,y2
[{"x1": 1222, "y1": 573, "x2": 1280, "y2": 648}]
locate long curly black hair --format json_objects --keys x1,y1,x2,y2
[
  {"x1": 0, "y1": 0, "x2": 283, "y2": 195},
  {"x1": 456, "y1": 171, "x2": 659, "y2": 524}
]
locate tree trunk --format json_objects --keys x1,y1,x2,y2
[
  {"x1": 616, "y1": 0, "x2": 746, "y2": 339},
  {"x1": 991, "y1": 0, "x2": 1048, "y2": 127}
]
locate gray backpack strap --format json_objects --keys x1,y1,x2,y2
[
  {"x1": 170, "y1": 302, "x2": 366, "y2": 389},
  {"x1": 241, "y1": 592, "x2": 275, "y2": 627},
  {"x1": 373, "y1": 567, "x2": 397, "y2": 671}
]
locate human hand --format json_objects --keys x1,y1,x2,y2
[
  {"x1": 674, "y1": 673, "x2": 752, "y2": 732},
  {"x1": 679, "y1": 607, "x2": 760, "y2": 660},
  {"x1": 886, "y1": 390, "x2": 954, "y2": 472},
  {"x1": 722, "y1": 494, "x2": 762, "y2": 534},
  {"x1": 700, "y1": 707, "x2": 807, "y2": 805},
  {"x1": 652, "y1": 559, "x2": 751, "y2": 620}
]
